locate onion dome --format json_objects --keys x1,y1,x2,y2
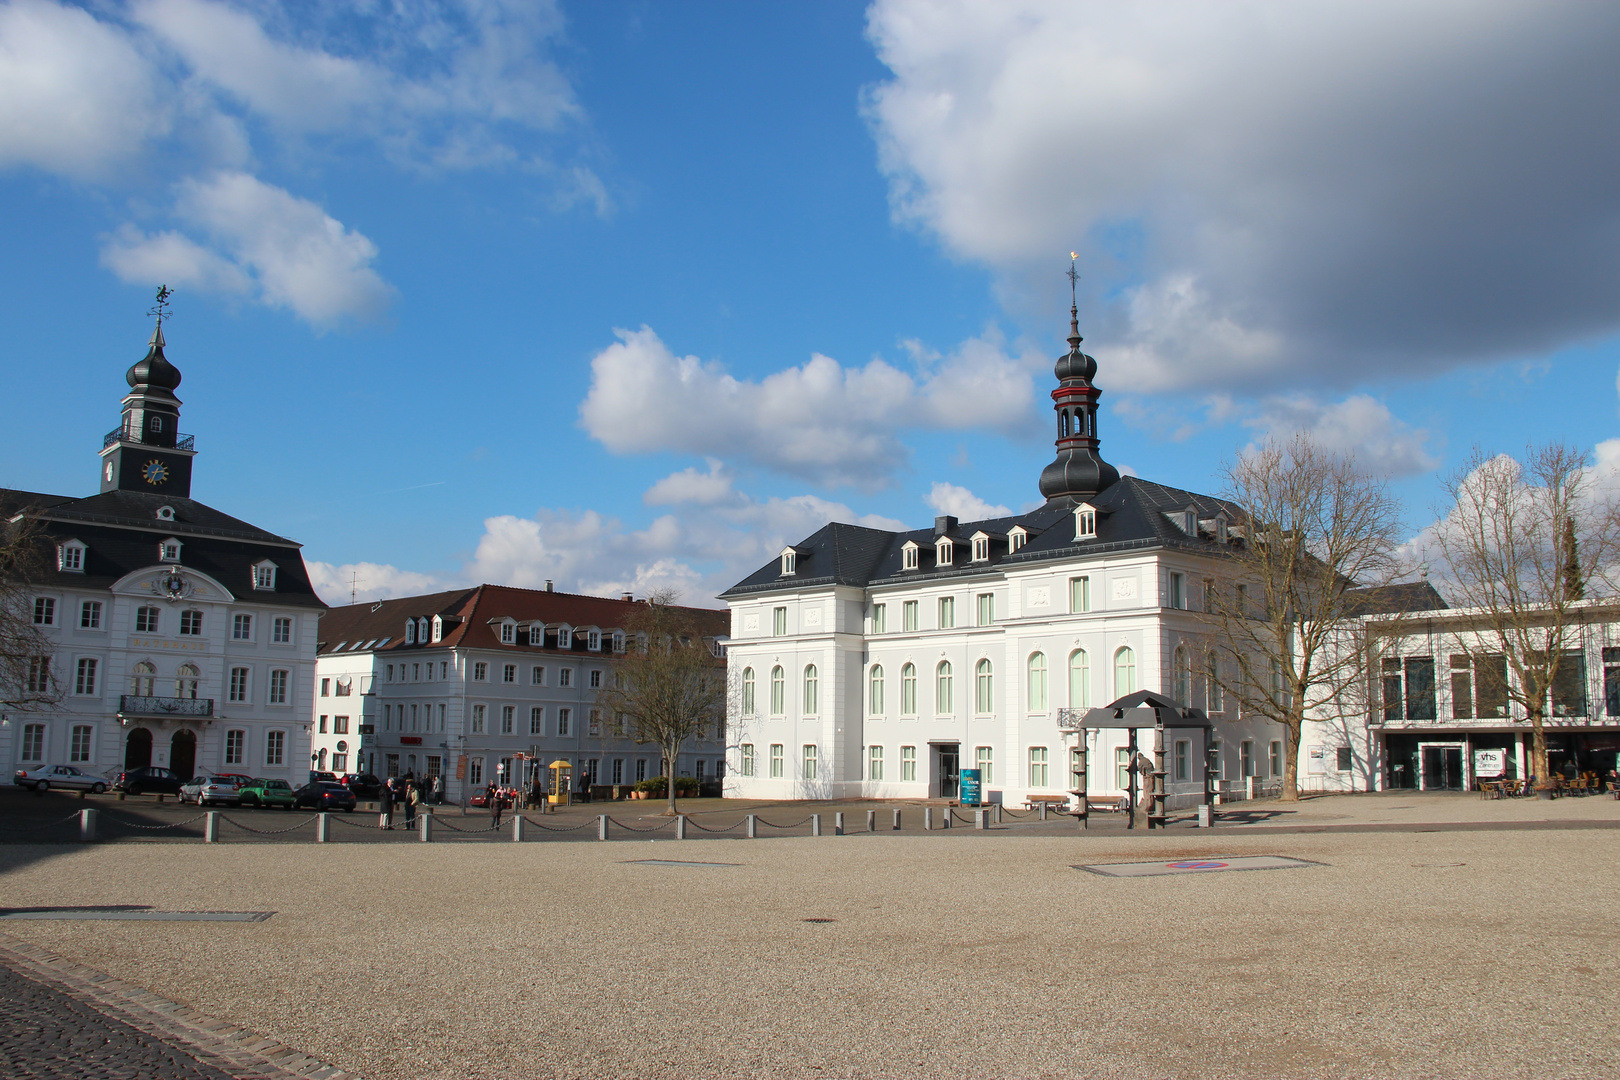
[
  {"x1": 1038, "y1": 290, "x2": 1118, "y2": 504},
  {"x1": 126, "y1": 322, "x2": 182, "y2": 393},
  {"x1": 1054, "y1": 305, "x2": 1097, "y2": 382}
]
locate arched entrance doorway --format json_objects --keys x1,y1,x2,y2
[
  {"x1": 171, "y1": 729, "x2": 197, "y2": 781},
  {"x1": 125, "y1": 727, "x2": 153, "y2": 769}
]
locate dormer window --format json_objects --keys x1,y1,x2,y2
[
  {"x1": 1007, "y1": 526, "x2": 1027, "y2": 554},
  {"x1": 970, "y1": 532, "x2": 990, "y2": 563},
  {"x1": 404, "y1": 620, "x2": 417, "y2": 645},
  {"x1": 780, "y1": 548, "x2": 797, "y2": 576},
  {"x1": 1215, "y1": 515, "x2": 1229, "y2": 544},
  {"x1": 159, "y1": 537, "x2": 182, "y2": 563},
  {"x1": 901, "y1": 541, "x2": 920, "y2": 571},
  {"x1": 936, "y1": 537, "x2": 954, "y2": 566},
  {"x1": 528, "y1": 623, "x2": 544, "y2": 646},
  {"x1": 155, "y1": 506, "x2": 175, "y2": 522},
  {"x1": 612, "y1": 630, "x2": 625, "y2": 653},
  {"x1": 588, "y1": 629, "x2": 601, "y2": 651},
  {"x1": 1074, "y1": 505, "x2": 1097, "y2": 540},
  {"x1": 499, "y1": 620, "x2": 516, "y2": 645},
  {"x1": 416, "y1": 617, "x2": 429, "y2": 643},
  {"x1": 431, "y1": 615, "x2": 445, "y2": 643},
  {"x1": 557, "y1": 625, "x2": 573, "y2": 649},
  {"x1": 58, "y1": 541, "x2": 86, "y2": 573},
  {"x1": 252, "y1": 560, "x2": 277, "y2": 591}
]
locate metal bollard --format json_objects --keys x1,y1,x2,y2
[
  {"x1": 975, "y1": 808, "x2": 989, "y2": 830},
  {"x1": 893, "y1": 808, "x2": 902, "y2": 831},
  {"x1": 924, "y1": 807, "x2": 933, "y2": 831},
  {"x1": 994, "y1": 803, "x2": 1003, "y2": 825},
  {"x1": 1039, "y1": 802, "x2": 1048, "y2": 821},
  {"x1": 675, "y1": 815, "x2": 687, "y2": 840},
  {"x1": 811, "y1": 814, "x2": 822, "y2": 837},
  {"x1": 316, "y1": 813, "x2": 330, "y2": 843},
  {"x1": 867, "y1": 809, "x2": 876, "y2": 833},
  {"x1": 746, "y1": 814, "x2": 757, "y2": 838},
  {"x1": 204, "y1": 811, "x2": 219, "y2": 843},
  {"x1": 78, "y1": 808, "x2": 97, "y2": 843},
  {"x1": 511, "y1": 814, "x2": 524, "y2": 842},
  {"x1": 597, "y1": 814, "x2": 609, "y2": 841},
  {"x1": 943, "y1": 807, "x2": 952, "y2": 829},
  {"x1": 834, "y1": 812, "x2": 845, "y2": 836},
  {"x1": 420, "y1": 812, "x2": 434, "y2": 842}
]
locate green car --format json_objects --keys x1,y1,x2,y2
[{"x1": 237, "y1": 778, "x2": 297, "y2": 808}]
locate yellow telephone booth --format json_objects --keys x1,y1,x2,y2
[{"x1": 548, "y1": 760, "x2": 573, "y2": 806}]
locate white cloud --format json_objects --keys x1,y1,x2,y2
[
  {"x1": 305, "y1": 560, "x2": 454, "y2": 607},
  {"x1": 103, "y1": 172, "x2": 395, "y2": 327},
  {"x1": 579, "y1": 325, "x2": 1041, "y2": 488},
  {"x1": 865, "y1": 0, "x2": 1620, "y2": 392},
  {"x1": 644, "y1": 459, "x2": 736, "y2": 507},
  {"x1": 924, "y1": 481, "x2": 1009, "y2": 521},
  {"x1": 1244, "y1": 394, "x2": 1438, "y2": 477}
]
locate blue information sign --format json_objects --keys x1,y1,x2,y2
[{"x1": 959, "y1": 768, "x2": 982, "y2": 806}]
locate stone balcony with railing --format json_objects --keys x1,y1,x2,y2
[{"x1": 119, "y1": 695, "x2": 214, "y2": 718}]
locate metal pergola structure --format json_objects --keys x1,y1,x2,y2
[{"x1": 1056, "y1": 690, "x2": 1217, "y2": 830}]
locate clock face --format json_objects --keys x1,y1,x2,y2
[{"x1": 141, "y1": 459, "x2": 169, "y2": 485}]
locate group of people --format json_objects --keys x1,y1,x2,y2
[{"x1": 377, "y1": 773, "x2": 443, "y2": 829}]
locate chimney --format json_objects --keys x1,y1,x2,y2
[
  {"x1": 621, "y1": 592, "x2": 633, "y2": 602},
  {"x1": 934, "y1": 515, "x2": 957, "y2": 536},
  {"x1": 544, "y1": 579, "x2": 554, "y2": 593}
]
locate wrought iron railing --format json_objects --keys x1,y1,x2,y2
[
  {"x1": 104, "y1": 426, "x2": 195, "y2": 451},
  {"x1": 119, "y1": 695, "x2": 214, "y2": 717}
]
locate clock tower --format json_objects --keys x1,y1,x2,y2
[{"x1": 98, "y1": 319, "x2": 196, "y2": 498}]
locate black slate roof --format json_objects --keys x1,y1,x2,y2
[
  {"x1": 721, "y1": 476, "x2": 1245, "y2": 598},
  {"x1": 1342, "y1": 581, "x2": 1449, "y2": 616}
]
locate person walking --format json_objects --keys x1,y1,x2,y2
[
  {"x1": 378, "y1": 777, "x2": 394, "y2": 830},
  {"x1": 431, "y1": 774, "x2": 444, "y2": 805},
  {"x1": 403, "y1": 780, "x2": 419, "y2": 828},
  {"x1": 490, "y1": 784, "x2": 505, "y2": 829}
]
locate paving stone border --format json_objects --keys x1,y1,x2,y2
[{"x1": 0, "y1": 931, "x2": 358, "y2": 1080}]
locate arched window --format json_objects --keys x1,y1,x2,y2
[
  {"x1": 901, "y1": 663, "x2": 917, "y2": 715},
  {"x1": 176, "y1": 663, "x2": 200, "y2": 699},
  {"x1": 870, "y1": 665, "x2": 884, "y2": 715},
  {"x1": 770, "y1": 666, "x2": 784, "y2": 715},
  {"x1": 975, "y1": 659, "x2": 993, "y2": 714},
  {"x1": 1027, "y1": 652, "x2": 1048, "y2": 712},
  {"x1": 1114, "y1": 645, "x2": 1137, "y2": 697},
  {"x1": 742, "y1": 667, "x2": 755, "y2": 715},
  {"x1": 1068, "y1": 649, "x2": 1090, "y2": 709},
  {"x1": 1173, "y1": 646, "x2": 1191, "y2": 704},
  {"x1": 936, "y1": 661, "x2": 953, "y2": 715},
  {"x1": 1206, "y1": 651, "x2": 1223, "y2": 712},
  {"x1": 130, "y1": 661, "x2": 156, "y2": 697},
  {"x1": 804, "y1": 664, "x2": 819, "y2": 715}
]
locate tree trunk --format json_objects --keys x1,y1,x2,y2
[
  {"x1": 664, "y1": 750, "x2": 679, "y2": 816},
  {"x1": 1528, "y1": 712, "x2": 1552, "y2": 790},
  {"x1": 1278, "y1": 719, "x2": 1302, "y2": 802}
]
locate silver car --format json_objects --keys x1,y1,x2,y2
[
  {"x1": 179, "y1": 775, "x2": 243, "y2": 806},
  {"x1": 13, "y1": 764, "x2": 108, "y2": 793}
]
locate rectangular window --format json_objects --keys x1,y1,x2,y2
[
  {"x1": 532, "y1": 666, "x2": 545, "y2": 685},
  {"x1": 136, "y1": 606, "x2": 158, "y2": 633},
  {"x1": 319, "y1": 715, "x2": 329, "y2": 734},
  {"x1": 1336, "y1": 746, "x2": 1354, "y2": 772},
  {"x1": 332, "y1": 752, "x2": 348, "y2": 772},
  {"x1": 33, "y1": 597, "x2": 55, "y2": 625},
  {"x1": 27, "y1": 656, "x2": 50, "y2": 693},
  {"x1": 500, "y1": 622, "x2": 515, "y2": 644},
  {"x1": 1240, "y1": 740, "x2": 1255, "y2": 779},
  {"x1": 179, "y1": 610, "x2": 202, "y2": 635},
  {"x1": 272, "y1": 618, "x2": 293, "y2": 644},
  {"x1": 503, "y1": 664, "x2": 516, "y2": 684},
  {"x1": 1028, "y1": 746, "x2": 1048, "y2": 787},
  {"x1": 254, "y1": 565, "x2": 275, "y2": 590},
  {"x1": 1606, "y1": 647, "x2": 1620, "y2": 718},
  {"x1": 70, "y1": 725, "x2": 92, "y2": 763},
  {"x1": 1070, "y1": 576, "x2": 1091, "y2": 613},
  {"x1": 1404, "y1": 656, "x2": 1437, "y2": 721},
  {"x1": 1269, "y1": 740, "x2": 1283, "y2": 776},
  {"x1": 321, "y1": 677, "x2": 332, "y2": 697},
  {"x1": 80, "y1": 601, "x2": 102, "y2": 630},
  {"x1": 976, "y1": 593, "x2": 994, "y2": 626},
  {"x1": 501, "y1": 706, "x2": 514, "y2": 734},
  {"x1": 741, "y1": 744, "x2": 755, "y2": 777},
  {"x1": 60, "y1": 545, "x2": 83, "y2": 571},
  {"x1": 21, "y1": 723, "x2": 45, "y2": 762},
  {"x1": 871, "y1": 603, "x2": 886, "y2": 634},
  {"x1": 589, "y1": 709, "x2": 602, "y2": 736},
  {"x1": 1551, "y1": 650, "x2": 1588, "y2": 717},
  {"x1": 1169, "y1": 572, "x2": 1185, "y2": 610},
  {"x1": 233, "y1": 614, "x2": 253, "y2": 640},
  {"x1": 901, "y1": 745, "x2": 917, "y2": 783},
  {"x1": 802, "y1": 744, "x2": 818, "y2": 780},
  {"x1": 75, "y1": 657, "x2": 97, "y2": 695},
  {"x1": 224, "y1": 729, "x2": 245, "y2": 765},
  {"x1": 1381, "y1": 657, "x2": 1403, "y2": 724},
  {"x1": 1450, "y1": 654, "x2": 1473, "y2": 719},
  {"x1": 468, "y1": 759, "x2": 482, "y2": 786},
  {"x1": 869, "y1": 745, "x2": 884, "y2": 781},
  {"x1": 268, "y1": 669, "x2": 288, "y2": 704},
  {"x1": 636, "y1": 758, "x2": 647, "y2": 782},
  {"x1": 588, "y1": 630, "x2": 601, "y2": 651},
  {"x1": 471, "y1": 704, "x2": 486, "y2": 734},
  {"x1": 589, "y1": 669, "x2": 602, "y2": 689},
  {"x1": 773, "y1": 607, "x2": 787, "y2": 636},
  {"x1": 557, "y1": 708, "x2": 570, "y2": 736},
  {"x1": 334, "y1": 716, "x2": 349, "y2": 735},
  {"x1": 474, "y1": 662, "x2": 488, "y2": 681},
  {"x1": 976, "y1": 746, "x2": 993, "y2": 784},
  {"x1": 769, "y1": 744, "x2": 784, "y2": 779},
  {"x1": 1174, "y1": 740, "x2": 1190, "y2": 782},
  {"x1": 612, "y1": 759, "x2": 623, "y2": 784},
  {"x1": 902, "y1": 601, "x2": 919, "y2": 632},
  {"x1": 1116, "y1": 747, "x2": 1131, "y2": 789},
  {"x1": 266, "y1": 730, "x2": 284, "y2": 766},
  {"x1": 229, "y1": 667, "x2": 249, "y2": 702},
  {"x1": 530, "y1": 707, "x2": 544, "y2": 735},
  {"x1": 938, "y1": 596, "x2": 955, "y2": 629},
  {"x1": 559, "y1": 668, "x2": 572, "y2": 688}
]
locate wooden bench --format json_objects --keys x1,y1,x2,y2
[
  {"x1": 1078, "y1": 795, "x2": 1130, "y2": 813},
  {"x1": 1024, "y1": 794, "x2": 1070, "y2": 812}
]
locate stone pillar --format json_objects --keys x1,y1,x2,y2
[
  {"x1": 834, "y1": 812, "x2": 845, "y2": 836},
  {"x1": 316, "y1": 813, "x2": 330, "y2": 843},
  {"x1": 892, "y1": 809, "x2": 902, "y2": 831},
  {"x1": 675, "y1": 815, "x2": 688, "y2": 840},
  {"x1": 79, "y1": 808, "x2": 98, "y2": 843},
  {"x1": 204, "y1": 811, "x2": 218, "y2": 843},
  {"x1": 811, "y1": 813, "x2": 822, "y2": 837},
  {"x1": 746, "y1": 814, "x2": 757, "y2": 839},
  {"x1": 923, "y1": 806, "x2": 933, "y2": 831},
  {"x1": 597, "y1": 814, "x2": 609, "y2": 840},
  {"x1": 511, "y1": 813, "x2": 523, "y2": 842},
  {"x1": 866, "y1": 809, "x2": 876, "y2": 833},
  {"x1": 974, "y1": 808, "x2": 989, "y2": 830},
  {"x1": 420, "y1": 812, "x2": 434, "y2": 842}
]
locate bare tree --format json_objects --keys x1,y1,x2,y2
[
  {"x1": 0, "y1": 514, "x2": 64, "y2": 711},
  {"x1": 594, "y1": 589, "x2": 727, "y2": 816},
  {"x1": 1204, "y1": 433, "x2": 1406, "y2": 801},
  {"x1": 1430, "y1": 443, "x2": 1619, "y2": 791}
]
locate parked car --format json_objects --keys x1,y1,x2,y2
[
  {"x1": 467, "y1": 788, "x2": 489, "y2": 807},
  {"x1": 215, "y1": 773, "x2": 254, "y2": 787},
  {"x1": 237, "y1": 778, "x2": 296, "y2": 808},
  {"x1": 310, "y1": 771, "x2": 340, "y2": 785},
  {"x1": 341, "y1": 773, "x2": 383, "y2": 798},
  {"x1": 179, "y1": 775, "x2": 243, "y2": 806},
  {"x1": 111, "y1": 766, "x2": 183, "y2": 796},
  {"x1": 13, "y1": 764, "x2": 108, "y2": 793},
  {"x1": 293, "y1": 782, "x2": 357, "y2": 812}
]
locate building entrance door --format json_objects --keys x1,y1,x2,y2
[
  {"x1": 1420, "y1": 744, "x2": 1464, "y2": 791},
  {"x1": 935, "y1": 745, "x2": 960, "y2": 799},
  {"x1": 125, "y1": 727, "x2": 152, "y2": 769},
  {"x1": 171, "y1": 729, "x2": 197, "y2": 781}
]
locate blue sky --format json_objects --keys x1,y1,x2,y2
[{"x1": 2, "y1": 0, "x2": 1618, "y2": 606}]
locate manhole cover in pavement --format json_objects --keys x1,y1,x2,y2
[
  {"x1": 624, "y1": 859, "x2": 739, "y2": 867},
  {"x1": 0, "y1": 908, "x2": 273, "y2": 922},
  {"x1": 1074, "y1": 855, "x2": 1323, "y2": 877}
]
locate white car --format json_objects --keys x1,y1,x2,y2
[
  {"x1": 179, "y1": 775, "x2": 243, "y2": 806},
  {"x1": 13, "y1": 764, "x2": 108, "y2": 793}
]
